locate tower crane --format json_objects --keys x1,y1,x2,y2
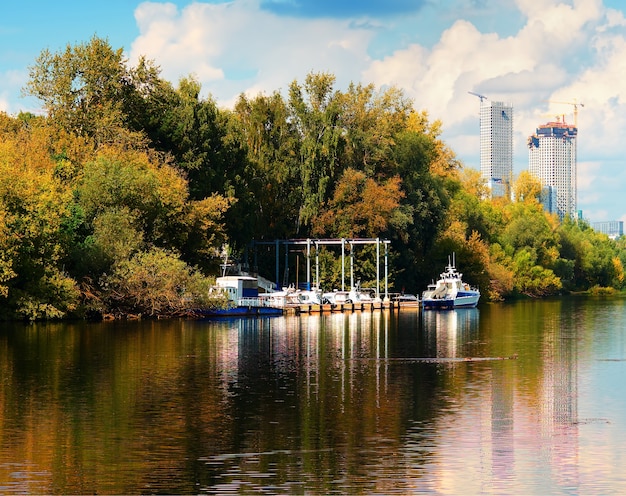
[
  {"x1": 546, "y1": 99, "x2": 584, "y2": 127},
  {"x1": 468, "y1": 91, "x2": 488, "y2": 103}
]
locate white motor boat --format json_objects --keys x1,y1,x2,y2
[{"x1": 422, "y1": 257, "x2": 480, "y2": 310}]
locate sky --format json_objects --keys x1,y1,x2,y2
[{"x1": 1, "y1": 0, "x2": 626, "y2": 225}]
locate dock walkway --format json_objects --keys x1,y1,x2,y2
[{"x1": 282, "y1": 299, "x2": 420, "y2": 315}]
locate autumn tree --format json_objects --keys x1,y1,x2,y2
[
  {"x1": 101, "y1": 247, "x2": 225, "y2": 317},
  {"x1": 513, "y1": 170, "x2": 543, "y2": 204},
  {"x1": 68, "y1": 148, "x2": 230, "y2": 277},
  {"x1": 459, "y1": 167, "x2": 489, "y2": 199},
  {"x1": 312, "y1": 168, "x2": 405, "y2": 238},
  {"x1": 0, "y1": 117, "x2": 79, "y2": 319}
]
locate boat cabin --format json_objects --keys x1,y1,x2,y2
[{"x1": 214, "y1": 275, "x2": 259, "y2": 301}]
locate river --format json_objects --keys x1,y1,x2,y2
[{"x1": 1, "y1": 296, "x2": 625, "y2": 494}]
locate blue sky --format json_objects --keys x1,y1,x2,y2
[{"x1": 2, "y1": 0, "x2": 626, "y2": 225}]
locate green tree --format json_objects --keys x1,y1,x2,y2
[
  {"x1": 390, "y1": 130, "x2": 453, "y2": 292},
  {"x1": 337, "y1": 83, "x2": 413, "y2": 177},
  {"x1": 289, "y1": 72, "x2": 346, "y2": 230},
  {"x1": 499, "y1": 201, "x2": 560, "y2": 268},
  {"x1": 24, "y1": 36, "x2": 144, "y2": 148},
  {"x1": 129, "y1": 75, "x2": 249, "y2": 251},
  {"x1": 233, "y1": 91, "x2": 301, "y2": 241},
  {"x1": 145, "y1": 78, "x2": 246, "y2": 198},
  {"x1": 512, "y1": 248, "x2": 562, "y2": 297}
]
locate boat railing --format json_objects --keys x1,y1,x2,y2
[{"x1": 237, "y1": 297, "x2": 276, "y2": 308}]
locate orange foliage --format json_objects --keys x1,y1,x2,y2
[{"x1": 312, "y1": 168, "x2": 404, "y2": 238}]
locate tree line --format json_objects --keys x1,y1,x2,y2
[{"x1": 0, "y1": 36, "x2": 623, "y2": 320}]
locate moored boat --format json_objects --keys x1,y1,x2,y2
[
  {"x1": 201, "y1": 274, "x2": 284, "y2": 317},
  {"x1": 392, "y1": 293, "x2": 420, "y2": 308},
  {"x1": 422, "y1": 257, "x2": 480, "y2": 310}
]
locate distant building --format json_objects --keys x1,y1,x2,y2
[
  {"x1": 528, "y1": 119, "x2": 577, "y2": 220},
  {"x1": 592, "y1": 221, "x2": 624, "y2": 240},
  {"x1": 539, "y1": 185, "x2": 557, "y2": 214},
  {"x1": 480, "y1": 100, "x2": 514, "y2": 198}
]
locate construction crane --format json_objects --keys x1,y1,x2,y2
[
  {"x1": 546, "y1": 99, "x2": 584, "y2": 127},
  {"x1": 468, "y1": 91, "x2": 488, "y2": 103}
]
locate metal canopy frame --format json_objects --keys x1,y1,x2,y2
[{"x1": 250, "y1": 238, "x2": 391, "y2": 300}]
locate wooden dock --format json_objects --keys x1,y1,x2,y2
[{"x1": 282, "y1": 299, "x2": 420, "y2": 315}]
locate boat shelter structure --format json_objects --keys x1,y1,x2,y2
[{"x1": 249, "y1": 238, "x2": 392, "y2": 301}]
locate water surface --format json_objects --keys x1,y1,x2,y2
[{"x1": 1, "y1": 296, "x2": 625, "y2": 494}]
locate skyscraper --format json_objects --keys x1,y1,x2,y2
[
  {"x1": 527, "y1": 119, "x2": 577, "y2": 220},
  {"x1": 479, "y1": 100, "x2": 514, "y2": 198}
]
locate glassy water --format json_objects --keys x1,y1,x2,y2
[{"x1": 1, "y1": 296, "x2": 626, "y2": 494}]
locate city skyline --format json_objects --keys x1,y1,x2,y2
[{"x1": 1, "y1": 1, "x2": 626, "y2": 224}]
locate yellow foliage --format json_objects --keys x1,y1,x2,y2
[
  {"x1": 460, "y1": 167, "x2": 489, "y2": 199},
  {"x1": 613, "y1": 256, "x2": 624, "y2": 284},
  {"x1": 513, "y1": 170, "x2": 542, "y2": 204}
]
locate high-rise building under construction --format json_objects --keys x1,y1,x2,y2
[
  {"x1": 527, "y1": 119, "x2": 577, "y2": 220},
  {"x1": 479, "y1": 100, "x2": 514, "y2": 198}
]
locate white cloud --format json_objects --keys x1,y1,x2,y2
[
  {"x1": 0, "y1": 94, "x2": 8, "y2": 113},
  {"x1": 0, "y1": 69, "x2": 38, "y2": 115},
  {"x1": 578, "y1": 160, "x2": 601, "y2": 191},
  {"x1": 517, "y1": 0, "x2": 602, "y2": 39},
  {"x1": 365, "y1": 0, "x2": 605, "y2": 127}
]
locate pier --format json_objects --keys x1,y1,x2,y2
[{"x1": 280, "y1": 296, "x2": 420, "y2": 315}]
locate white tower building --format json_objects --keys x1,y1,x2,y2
[
  {"x1": 528, "y1": 119, "x2": 577, "y2": 220},
  {"x1": 479, "y1": 100, "x2": 514, "y2": 198}
]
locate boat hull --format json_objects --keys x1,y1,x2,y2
[
  {"x1": 422, "y1": 298, "x2": 455, "y2": 310},
  {"x1": 199, "y1": 306, "x2": 284, "y2": 318},
  {"x1": 422, "y1": 292, "x2": 480, "y2": 310}
]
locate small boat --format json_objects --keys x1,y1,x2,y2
[
  {"x1": 392, "y1": 293, "x2": 420, "y2": 308},
  {"x1": 421, "y1": 256, "x2": 480, "y2": 310},
  {"x1": 322, "y1": 281, "x2": 380, "y2": 305},
  {"x1": 200, "y1": 274, "x2": 285, "y2": 317},
  {"x1": 259, "y1": 286, "x2": 323, "y2": 307},
  {"x1": 295, "y1": 289, "x2": 324, "y2": 305},
  {"x1": 349, "y1": 281, "x2": 381, "y2": 304},
  {"x1": 322, "y1": 290, "x2": 352, "y2": 305}
]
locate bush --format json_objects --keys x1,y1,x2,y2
[{"x1": 101, "y1": 247, "x2": 226, "y2": 317}]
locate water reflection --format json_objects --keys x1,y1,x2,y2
[
  {"x1": 422, "y1": 308, "x2": 480, "y2": 358},
  {"x1": 1, "y1": 298, "x2": 626, "y2": 493}
]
